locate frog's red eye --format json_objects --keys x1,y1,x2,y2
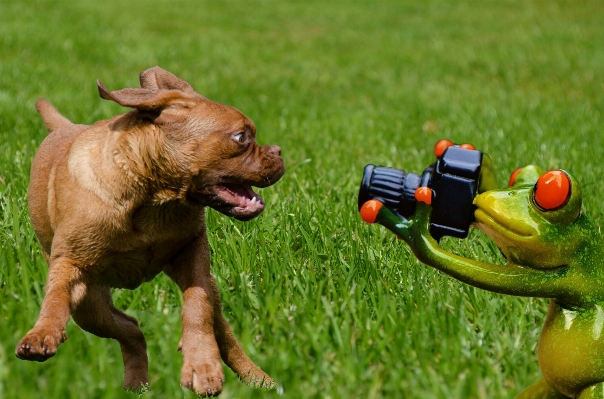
[
  {"x1": 434, "y1": 139, "x2": 454, "y2": 158},
  {"x1": 459, "y1": 143, "x2": 475, "y2": 150},
  {"x1": 533, "y1": 170, "x2": 571, "y2": 211},
  {"x1": 509, "y1": 167, "x2": 523, "y2": 186}
]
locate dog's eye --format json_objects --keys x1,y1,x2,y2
[{"x1": 233, "y1": 132, "x2": 246, "y2": 143}]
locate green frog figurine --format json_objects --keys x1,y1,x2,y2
[{"x1": 360, "y1": 164, "x2": 604, "y2": 398}]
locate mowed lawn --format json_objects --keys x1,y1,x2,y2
[{"x1": 1, "y1": 1, "x2": 604, "y2": 398}]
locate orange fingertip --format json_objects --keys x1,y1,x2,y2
[
  {"x1": 460, "y1": 143, "x2": 476, "y2": 150},
  {"x1": 414, "y1": 187, "x2": 432, "y2": 205},
  {"x1": 360, "y1": 200, "x2": 383, "y2": 224},
  {"x1": 434, "y1": 139, "x2": 454, "y2": 158}
]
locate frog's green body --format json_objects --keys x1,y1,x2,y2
[
  {"x1": 538, "y1": 302, "x2": 604, "y2": 397},
  {"x1": 367, "y1": 166, "x2": 604, "y2": 398}
]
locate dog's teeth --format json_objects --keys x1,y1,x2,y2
[{"x1": 251, "y1": 197, "x2": 257, "y2": 204}]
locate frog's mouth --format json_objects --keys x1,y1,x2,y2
[
  {"x1": 473, "y1": 193, "x2": 537, "y2": 241},
  {"x1": 474, "y1": 208, "x2": 533, "y2": 239},
  {"x1": 473, "y1": 191, "x2": 573, "y2": 270}
]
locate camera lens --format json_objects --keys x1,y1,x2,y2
[
  {"x1": 358, "y1": 142, "x2": 483, "y2": 240},
  {"x1": 358, "y1": 165, "x2": 421, "y2": 218}
]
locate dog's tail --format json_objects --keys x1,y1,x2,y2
[{"x1": 35, "y1": 99, "x2": 73, "y2": 133}]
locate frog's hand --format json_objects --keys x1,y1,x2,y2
[
  {"x1": 360, "y1": 200, "x2": 412, "y2": 242},
  {"x1": 409, "y1": 202, "x2": 572, "y2": 298},
  {"x1": 478, "y1": 153, "x2": 498, "y2": 193}
]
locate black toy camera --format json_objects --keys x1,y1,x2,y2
[{"x1": 358, "y1": 141, "x2": 483, "y2": 240}]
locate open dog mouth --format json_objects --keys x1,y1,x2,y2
[{"x1": 213, "y1": 183, "x2": 265, "y2": 220}]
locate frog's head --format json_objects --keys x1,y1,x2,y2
[{"x1": 474, "y1": 165, "x2": 591, "y2": 269}]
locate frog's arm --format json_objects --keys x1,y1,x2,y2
[
  {"x1": 477, "y1": 153, "x2": 498, "y2": 193},
  {"x1": 363, "y1": 201, "x2": 576, "y2": 299}
]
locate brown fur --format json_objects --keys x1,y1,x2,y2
[{"x1": 17, "y1": 67, "x2": 285, "y2": 396}]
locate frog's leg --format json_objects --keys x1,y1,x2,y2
[
  {"x1": 514, "y1": 379, "x2": 569, "y2": 399},
  {"x1": 578, "y1": 382, "x2": 604, "y2": 399},
  {"x1": 367, "y1": 201, "x2": 576, "y2": 299}
]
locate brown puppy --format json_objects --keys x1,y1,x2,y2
[{"x1": 16, "y1": 67, "x2": 284, "y2": 396}]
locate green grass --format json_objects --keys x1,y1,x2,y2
[{"x1": 1, "y1": 1, "x2": 604, "y2": 398}]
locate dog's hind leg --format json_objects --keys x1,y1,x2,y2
[
  {"x1": 16, "y1": 258, "x2": 82, "y2": 362},
  {"x1": 71, "y1": 285, "x2": 149, "y2": 392},
  {"x1": 209, "y1": 278, "x2": 275, "y2": 388}
]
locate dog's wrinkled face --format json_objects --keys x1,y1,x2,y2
[
  {"x1": 98, "y1": 68, "x2": 284, "y2": 221},
  {"x1": 181, "y1": 102, "x2": 285, "y2": 221}
]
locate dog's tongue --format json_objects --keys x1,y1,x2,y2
[{"x1": 218, "y1": 184, "x2": 265, "y2": 212}]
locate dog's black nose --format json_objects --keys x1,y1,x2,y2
[{"x1": 270, "y1": 146, "x2": 282, "y2": 157}]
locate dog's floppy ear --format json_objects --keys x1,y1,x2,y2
[
  {"x1": 139, "y1": 66, "x2": 198, "y2": 96},
  {"x1": 97, "y1": 80, "x2": 187, "y2": 111}
]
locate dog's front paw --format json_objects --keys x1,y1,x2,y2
[
  {"x1": 15, "y1": 327, "x2": 67, "y2": 362},
  {"x1": 181, "y1": 358, "x2": 225, "y2": 397}
]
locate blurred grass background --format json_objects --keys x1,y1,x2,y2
[{"x1": 1, "y1": 1, "x2": 603, "y2": 398}]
